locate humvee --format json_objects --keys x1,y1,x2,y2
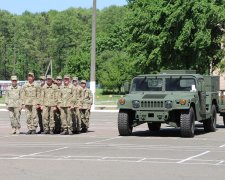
[
  {"x1": 219, "y1": 90, "x2": 225, "y2": 126},
  {"x1": 117, "y1": 70, "x2": 219, "y2": 138}
]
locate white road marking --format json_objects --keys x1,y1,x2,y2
[
  {"x1": 177, "y1": 151, "x2": 210, "y2": 164},
  {"x1": 136, "y1": 158, "x2": 146, "y2": 162},
  {"x1": 219, "y1": 144, "x2": 225, "y2": 148},
  {"x1": 85, "y1": 136, "x2": 121, "y2": 144},
  {"x1": 13, "y1": 147, "x2": 68, "y2": 159},
  {"x1": 214, "y1": 160, "x2": 224, "y2": 165}
]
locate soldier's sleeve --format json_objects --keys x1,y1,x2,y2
[
  {"x1": 88, "y1": 90, "x2": 93, "y2": 105},
  {"x1": 20, "y1": 85, "x2": 26, "y2": 105},
  {"x1": 40, "y1": 86, "x2": 44, "y2": 106},
  {"x1": 19, "y1": 86, "x2": 23, "y2": 106},
  {"x1": 4, "y1": 87, "x2": 9, "y2": 105},
  {"x1": 36, "y1": 84, "x2": 41, "y2": 105},
  {"x1": 57, "y1": 88, "x2": 62, "y2": 106},
  {"x1": 79, "y1": 88, "x2": 84, "y2": 106}
]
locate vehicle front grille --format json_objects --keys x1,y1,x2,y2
[{"x1": 140, "y1": 100, "x2": 164, "y2": 108}]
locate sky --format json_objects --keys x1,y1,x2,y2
[{"x1": 0, "y1": 0, "x2": 127, "y2": 14}]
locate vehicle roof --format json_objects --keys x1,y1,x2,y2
[{"x1": 136, "y1": 74, "x2": 203, "y2": 78}]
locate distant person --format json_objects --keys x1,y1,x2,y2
[
  {"x1": 80, "y1": 80, "x2": 93, "y2": 133},
  {"x1": 58, "y1": 75, "x2": 75, "y2": 135},
  {"x1": 21, "y1": 72, "x2": 41, "y2": 135},
  {"x1": 72, "y1": 77, "x2": 83, "y2": 134},
  {"x1": 41, "y1": 75, "x2": 58, "y2": 134},
  {"x1": 37, "y1": 75, "x2": 45, "y2": 134},
  {"x1": 5, "y1": 76, "x2": 22, "y2": 134}
]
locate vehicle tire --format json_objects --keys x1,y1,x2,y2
[
  {"x1": 118, "y1": 111, "x2": 133, "y2": 136},
  {"x1": 148, "y1": 122, "x2": 161, "y2": 131},
  {"x1": 180, "y1": 107, "x2": 195, "y2": 138},
  {"x1": 203, "y1": 104, "x2": 217, "y2": 132}
]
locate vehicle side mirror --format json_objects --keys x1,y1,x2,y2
[{"x1": 124, "y1": 81, "x2": 130, "y2": 94}]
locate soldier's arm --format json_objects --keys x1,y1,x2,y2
[
  {"x1": 88, "y1": 90, "x2": 93, "y2": 105},
  {"x1": 20, "y1": 85, "x2": 26, "y2": 106},
  {"x1": 40, "y1": 87, "x2": 44, "y2": 106},
  {"x1": 36, "y1": 85, "x2": 41, "y2": 105},
  {"x1": 4, "y1": 87, "x2": 9, "y2": 105}
]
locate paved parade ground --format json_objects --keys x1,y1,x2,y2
[{"x1": 0, "y1": 111, "x2": 225, "y2": 180}]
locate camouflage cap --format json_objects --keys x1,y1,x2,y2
[
  {"x1": 64, "y1": 75, "x2": 71, "y2": 79},
  {"x1": 39, "y1": 75, "x2": 46, "y2": 80},
  {"x1": 46, "y1": 75, "x2": 53, "y2": 79},
  {"x1": 28, "y1": 72, "x2": 34, "y2": 77},
  {"x1": 80, "y1": 80, "x2": 87, "y2": 84},
  {"x1": 56, "y1": 75, "x2": 62, "y2": 80},
  {"x1": 11, "y1": 76, "x2": 18, "y2": 81},
  {"x1": 72, "y1": 77, "x2": 78, "y2": 81}
]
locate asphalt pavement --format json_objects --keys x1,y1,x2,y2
[{"x1": 0, "y1": 111, "x2": 225, "y2": 180}]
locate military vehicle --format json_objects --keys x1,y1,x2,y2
[{"x1": 117, "y1": 70, "x2": 219, "y2": 138}]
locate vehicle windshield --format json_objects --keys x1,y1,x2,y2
[
  {"x1": 165, "y1": 78, "x2": 196, "y2": 91},
  {"x1": 131, "y1": 77, "x2": 163, "y2": 91}
]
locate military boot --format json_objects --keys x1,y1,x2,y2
[
  {"x1": 16, "y1": 128, "x2": 20, "y2": 134},
  {"x1": 68, "y1": 129, "x2": 73, "y2": 135},
  {"x1": 31, "y1": 130, "x2": 36, "y2": 135},
  {"x1": 49, "y1": 130, "x2": 54, "y2": 135},
  {"x1": 11, "y1": 128, "x2": 16, "y2": 134},
  {"x1": 60, "y1": 129, "x2": 67, "y2": 135},
  {"x1": 26, "y1": 130, "x2": 32, "y2": 135},
  {"x1": 41, "y1": 130, "x2": 49, "y2": 134},
  {"x1": 81, "y1": 127, "x2": 88, "y2": 133}
]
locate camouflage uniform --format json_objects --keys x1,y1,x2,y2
[
  {"x1": 21, "y1": 72, "x2": 41, "y2": 134},
  {"x1": 5, "y1": 76, "x2": 22, "y2": 134},
  {"x1": 80, "y1": 80, "x2": 93, "y2": 132},
  {"x1": 58, "y1": 75, "x2": 76, "y2": 135},
  {"x1": 37, "y1": 75, "x2": 45, "y2": 133},
  {"x1": 41, "y1": 75, "x2": 58, "y2": 134},
  {"x1": 54, "y1": 75, "x2": 62, "y2": 134},
  {"x1": 72, "y1": 77, "x2": 83, "y2": 133}
]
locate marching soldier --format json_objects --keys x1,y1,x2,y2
[
  {"x1": 58, "y1": 75, "x2": 75, "y2": 135},
  {"x1": 21, "y1": 72, "x2": 41, "y2": 135},
  {"x1": 5, "y1": 76, "x2": 22, "y2": 134},
  {"x1": 54, "y1": 75, "x2": 63, "y2": 134},
  {"x1": 72, "y1": 77, "x2": 83, "y2": 134},
  {"x1": 37, "y1": 75, "x2": 45, "y2": 134},
  {"x1": 41, "y1": 75, "x2": 58, "y2": 134},
  {"x1": 80, "y1": 80, "x2": 93, "y2": 133}
]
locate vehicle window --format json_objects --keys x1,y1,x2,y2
[
  {"x1": 131, "y1": 77, "x2": 163, "y2": 92},
  {"x1": 165, "y1": 78, "x2": 195, "y2": 91}
]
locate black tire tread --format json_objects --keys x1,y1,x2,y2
[
  {"x1": 118, "y1": 112, "x2": 132, "y2": 136},
  {"x1": 180, "y1": 108, "x2": 195, "y2": 138},
  {"x1": 203, "y1": 105, "x2": 217, "y2": 132}
]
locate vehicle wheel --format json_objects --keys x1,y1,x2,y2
[
  {"x1": 203, "y1": 105, "x2": 217, "y2": 132},
  {"x1": 118, "y1": 111, "x2": 133, "y2": 136},
  {"x1": 180, "y1": 107, "x2": 195, "y2": 138},
  {"x1": 148, "y1": 122, "x2": 161, "y2": 131}
]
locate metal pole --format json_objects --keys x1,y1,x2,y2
[
  {"x1": 51, "y1": 58, "x2": 53, "y2": 77},
  {"x1": 90, "y1": 0, "x2": 96, "y2": 110}
]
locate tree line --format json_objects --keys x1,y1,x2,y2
[{"x1": 0, "y1": 0, "x2": 224, "y2": 92}]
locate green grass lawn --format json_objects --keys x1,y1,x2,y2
[{"x1": 0, "y1": 96, "x2": 5, "y2": 104}]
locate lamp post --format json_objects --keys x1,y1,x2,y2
[{"x1": 90, "y1": 0, "x2": 96, "y2": 110}]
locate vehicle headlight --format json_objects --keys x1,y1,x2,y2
[
  {"x1": 165, "y1": 100, "x2": 172, "y2": 109},
  {"x1": 132, "y1": 100, "x2": 140, "y2": 108},
  {"x1": 179, "y1": 99, "x2": 187, "y2": 105},
  {"x1": 119, "y1": 98, "x2": 126, "y2": 105}
]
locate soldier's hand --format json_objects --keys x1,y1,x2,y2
[
  {"x1": 36, "y1": 105, "x2": 40, "y2": 109},
  {"x1": 40, "y1": 106, "x2": 44, "y2": 110},
  {"x1": 53, "y1": 107, "x2": 57, "y2": 111}
]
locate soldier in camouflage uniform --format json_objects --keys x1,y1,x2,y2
[
  {"x1": 80, "y1": 80, "x2": 93, "y2": 133},
  {"x1": 71, "y1": 77, "x2": 83, "y2": 134},
  {"x1": 37, "y1": 75, "x2": 45, "y2": 134},
  {"x1": 21, "y1": 72, "x2": 41, "y2": 134},
  {"x1": 5, "y1": 76, "x2": 22, "y2": 134},
  {"x1": 41, "y1": 75, "x2": 58, "y2": 134},
  {"x1": 54, "y1": 75, "x2": 62, "y2": 134},
  {"x1": 58, "y1": 75, "x2": 76, "y2": 135}
]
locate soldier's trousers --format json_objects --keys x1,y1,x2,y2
[
  {"x1": 37, "y1": 108, "x2": 44, "y2": 131},
  {"x1": 60, "y1": 107, "x2": 72, "y2": 131},
  {"x1": 80, "y1": 109, "x2": 90, "y2": 128},
  {"x1": 25, "y1": 105, "x2": 38, "y2": 131},
  {"x1": 72, "y1": 107, "x2": 81, "y2": 131},
  {"x1": 8, "y1": 107, "x2": 21, "y2": 129},
  {"x1": 43, "y1": 106, "x2": 55, "y2": 131}
]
